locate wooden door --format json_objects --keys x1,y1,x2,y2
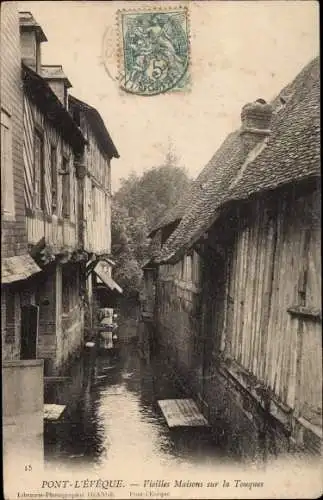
[{"x1": 20, "y1": 305, "x2": 39, "y2": 360}]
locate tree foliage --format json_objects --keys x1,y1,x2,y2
[{"x1": 111, "y1": 151, "x2": 191, "y2": 297}]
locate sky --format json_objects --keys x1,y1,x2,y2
[{"x1": 18, "y1": 1, "x2": 319, "y2": 192}]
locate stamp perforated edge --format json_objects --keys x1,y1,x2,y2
[{"x1": 115, "y1": 4, "x2": 191, "y2": 96}]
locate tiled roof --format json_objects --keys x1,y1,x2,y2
[
  {"x1": 69, "y1": 95, "x2": 119, "y2": 159},
  {"x1": 225, "y1": 57, "x2": 320, "y2": 203},
  {"x1": 22, "y1": 64, "x2": 86, "y2": 154},
  {"x1": 156, "y1": 132, "x2": 243, "y2": 262},
  {"x1": 148, "y1": 199, "x2": 184, "y2": 238},
  {"x1": 157, "y1": 56, "x2": 320, "y2": 264},
  {"x1": 149, "y1": 132, "x2": 239, "y2": 238}
]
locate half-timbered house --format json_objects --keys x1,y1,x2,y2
[
  {"x1": 154, "y1": 57, "x2": 321, "y2": 457},
  {"x1": 68, "y1": 95, "x2": 122, "y2": 334},
  {"x1": 20, "y1": 11, "x2": 87, "y2": 375}
]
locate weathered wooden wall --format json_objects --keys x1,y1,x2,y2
[
  {"x1": 1, "y1": 4, "x2": 31, "y2": 364},
  {"x1": 82, "y1": 124, "x2": 111, "y2": 255},
  {"x1": 1, "y1": 3, "x2": 27, "y2": 258},
  {"x1": 157, "y1": 251, "x2": 202, "y2": 394},
  {"x1": 219, "y1": 184, "x2": 321, "y2": 433},
  {"x1": 24, "y1": 95, "x2": 79, "y2": 251},
  {"x1": 83, "y1": 173, "x2": 111, "y2": 254},
  {"x1": 191, "y1": 182, "x2": 322, "y2": 457},
  {"x1": 156, "y1": 181, "x2": 321, "y2": 455}
]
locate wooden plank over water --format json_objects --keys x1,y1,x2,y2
[
  {"x1": 158, "y1": 399, "x2": 209, "y2": 428},
  {"x1": 44, "y1": 404, "x2": 66, "y2": 421}
]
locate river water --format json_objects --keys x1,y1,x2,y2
[{"x1": 44, "y1": 336, "x2": 244, "y2": 477}]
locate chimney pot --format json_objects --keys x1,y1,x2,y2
[{"x1": 240, "y1": 99, "x2": 273, "y2": 154}]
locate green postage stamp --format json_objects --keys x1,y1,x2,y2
[{"x1": 117, "y1": 8, "x2": 190, "y2": 96}]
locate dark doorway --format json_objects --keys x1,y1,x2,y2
[
  {"x1": 201, "y1": 248, "x2": 227, "y2": 398},
  {"x1": 20, "y1": 305, "x2": 39, "y2": 360}
]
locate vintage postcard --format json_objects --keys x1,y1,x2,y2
[{"x1": 1, "y1": 1, "x2": 321, "y2": 499}]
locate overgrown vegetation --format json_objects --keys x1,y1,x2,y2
[{"x1": 111, "y1": 151, "x2": 191, "y2": 297}]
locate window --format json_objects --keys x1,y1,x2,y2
[
  {"x1": 62, "y1": 156, "x2": 70, "y2": 218},
  {"x1": 51, "y1": 145, "x2": 57, "y2": 214},
  {"x1": 34, "y1": 129, "x2": 45, "y2": 210},
  {"x1": 1, "y1": 110, "x2": 15, "y2": 217}
]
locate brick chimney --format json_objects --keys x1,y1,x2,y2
[
  {"x1": 41, "y1": 65, "x2": 72, "y2": 108},
  {"x1": 240, "y1": 99, "x2": 273, "y2": 154},
  {"x1": 19, "y1": 11, "x2": 47, "y2": 73}
]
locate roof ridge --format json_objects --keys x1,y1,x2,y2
[{"x1": 156, "y1": 56, "x2": 320, "y2": 264}]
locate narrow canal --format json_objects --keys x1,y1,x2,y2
[{"x1": 44, "y1": 321, "x2": 245, "y2": 477}]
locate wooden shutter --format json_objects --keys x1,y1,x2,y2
[
  {"x1": 51, "y1": 145, "x2": 57, "y2": 214},
  {"x1": 62, "y1": 156, "x2": 70, "y2": 218}
]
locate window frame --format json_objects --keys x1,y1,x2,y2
[
  {"x1": 61, "y1": 155, "x2": 70, "y2": 219},
  {"x1": 50, "y1": 144, "x2": 58, "y2": 215},
  {"x1": 33, "y1": 127, "x2": 45, "y2": 212}
]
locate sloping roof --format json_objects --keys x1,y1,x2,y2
[
  {"x1": 2, "y1": 255, "x2": 41, "y2": 284},
  {"x1": 142, "y1": 258, "x2": 158, "y2": 270},
  {"x1": 225, "y1": 57, "x2": 320, "y2": 203},
  {"x1": 157, "y1": 56, "x2": 320, "y2": 264},
  {"x1": 94, "y1": 262, "x2": 123, "y2": 294},
  {"x1": 41, "y1": 65, "x2": 72, "y2": 88},
  {"x1": 22, "y1": 63, "x2": 86, "y2": 154},
  {"x1": 148, "y1": 135, "x2": 238, "y2": 238},
  {"x1": 148, "y1": 200, "x2": 184, "y2": 238},
  {"x1": 156, "y1": 130, "x2": 243, "y2": 263},
  {"x1": 69, "y1": 95, "x2": 119, "y2": 160}
]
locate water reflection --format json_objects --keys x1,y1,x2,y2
[{"x1": 44, "y1": 339, "x2": 239, "y2": 473}]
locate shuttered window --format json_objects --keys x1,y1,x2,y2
[
  {"x1": 62, "y1": 156, "x2": 70, "y2": 218},
  {"x1": 51, "y1": 145, "x2": 57, "y2": 214},
  {"x1": 34, "y1": 129, "x2": 45, "y2": 211}
]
